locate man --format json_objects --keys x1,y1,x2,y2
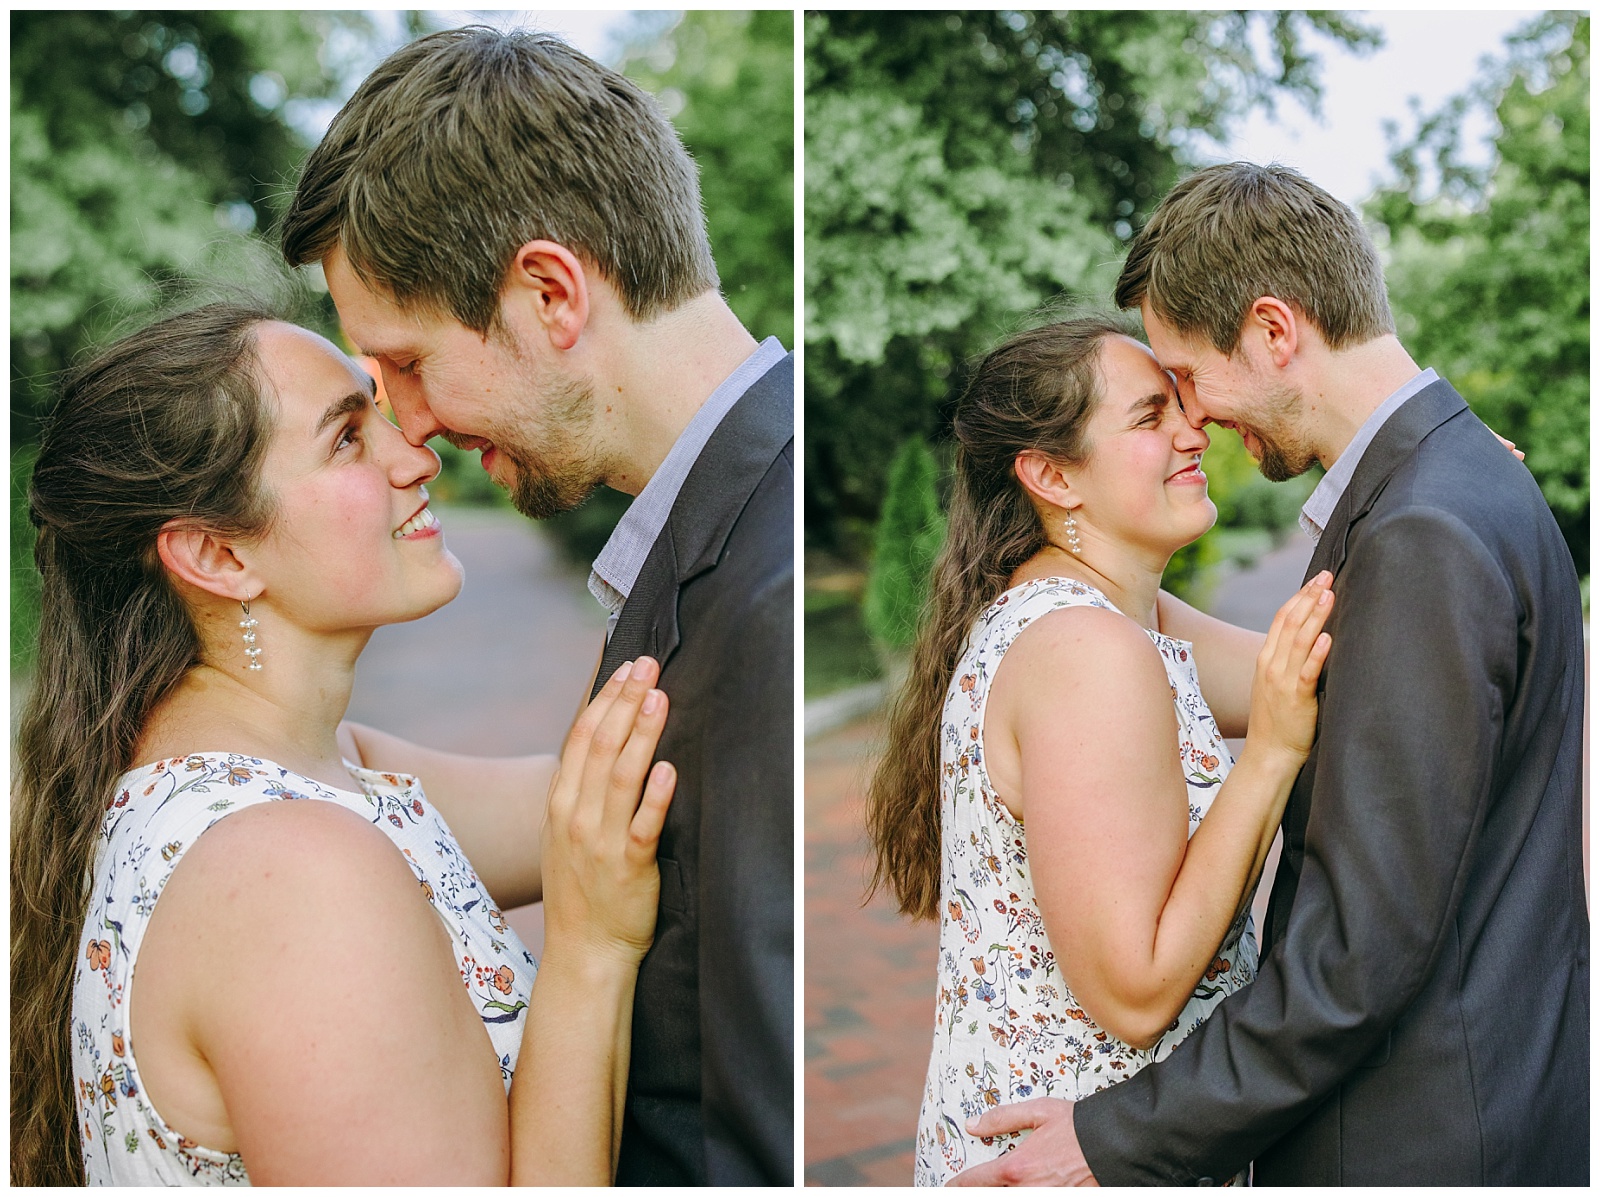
[
  {"x1": 280, "y1": 28, "x2": 792, "y2": 1186},
  {"x1": 955, "y1": 163, "x2": 1587, "y2": 1184}
]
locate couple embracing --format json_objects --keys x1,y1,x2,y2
[
  {"x1": 874, "y1": 163, "x2": 1587, "y2": 1186},
  {"x1": 13, "y1": 29, "x2": 791, "y2": 1187}
]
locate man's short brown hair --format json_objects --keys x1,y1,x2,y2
[
  {"x1": 1115, "y1": 162, "x2": 1394, "y2": 354},
  {"x1": 281, "y1": 26, "x2": 719, "y2": 331}
]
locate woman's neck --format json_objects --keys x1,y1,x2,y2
[
  {"x1": 1011, "y1": 540, "x2": 1166, "y2": 631},
  {"x1": 133, "y1": 625, "x2": 370, "y2": 791}
]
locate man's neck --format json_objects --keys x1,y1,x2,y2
[
  {"x1": 592, "y1": 292, "x2": 761, "y2": 495},
  {"x1": 1301, "y1": 335, "x2": 1422, "y2": 470}
]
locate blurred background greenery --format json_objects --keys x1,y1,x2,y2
[
  {"x1": 804, "y1": 10, "x2": 1588, "y2": 700},
  {"x1": 11, "y1": 9, "x2": 793, "y2": 672}
]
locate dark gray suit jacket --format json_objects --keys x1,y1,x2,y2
[
  {"x1": 1075, "y1": 379, "x2": 1589, "y2": 1184},
  {"x1": 598, "y1": 355, "x2": 793, "y2": 1186}
]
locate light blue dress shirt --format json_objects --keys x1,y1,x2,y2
[{"x1": 588, "y1": 336, "x2": 788, "y2": 640}]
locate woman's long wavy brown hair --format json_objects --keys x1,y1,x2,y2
[
  {"x1": 11, "y1": 303, "x2": 280, "y2": 1185},
  {"x1": 866, "y1": 316, "x2": 1133, "y2": 919}
]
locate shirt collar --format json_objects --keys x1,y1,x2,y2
[
  {"x1": 588, "y1": 336, "x2": 787, "y2": 629},
  {"x1": 1299, "y1": 367, "x2": 1439, "y2": 542}
]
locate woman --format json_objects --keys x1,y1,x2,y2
[
  {"x1": 865, "y1": 317, "x2": 1335, "y2": 1185},
  {"x1": 12, "y1": 303, "x2": 675, "y2": 1185}
]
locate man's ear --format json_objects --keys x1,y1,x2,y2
[
  {"x1": 1014, "y1": 450, "x2": 1077, "y2": 514},
  {"x1": 155, "y1": 522, "x2": 257, "y2": 603},
  {"x1": 1244, "y1": 296, "x2": 1299, "y2": 368},
  {"x1": 502, "y1": 240, "x2": 590, "y2": 351}
]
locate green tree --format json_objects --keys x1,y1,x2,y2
[
  {"x1": 10, "y1": 11, "x2": 368, "y2": 441},
  {"x1": 804, "y1": 10, "x2": 1377, "y2": 558},
  {"x1": 620, "y1": 9, "x2": 793, "y2": 346},
  {"x1": 1368, "y1": 12, "x2": 1588, "y2": 573},
  {"x1": 863, "y1": 437, "x2": 947, "y2": 653}
]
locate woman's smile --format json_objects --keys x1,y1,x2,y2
[
  {"x1": 393, "y1": 497, "x2": 442, "y2": 540},
  {"x1": 1167, "y1": 459, "x2": 1207, "y2": 486}
]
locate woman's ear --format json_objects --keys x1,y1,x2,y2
[
  {"x1": 500, "y1": 239, "x2": 590, "y2": 351},
  {"x1": 1014, "y1": 450, "x2": 1078, "y2": 514},
  {"x1": 156, "y1": 523, "x2": 257, "y2": 603}
]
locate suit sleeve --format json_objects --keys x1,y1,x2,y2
[
  {"x1": 1074, "y1": 507, "x2": 1519, "y2": 1184},
  {"x1": 698, "y1": 565, "x2": 794, "y2": 1184}
]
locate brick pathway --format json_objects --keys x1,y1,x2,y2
[{"x1": 804, "y1": 712, "x2": 932, "y2": 1186}]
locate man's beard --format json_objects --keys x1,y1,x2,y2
[
  {"x1": 447, "y1": 374, "x2": 601, "y2": 520},
  {"x1": 1239, "y1": 384, "x2": 1318, "y2": 483}
]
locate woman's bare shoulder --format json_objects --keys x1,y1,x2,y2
[
  {"x1": 163, "y1": 799, "x2": 424, "y2": 930},
  {"x1": 986, "y1": 602, "x2": 1175, "y2": 793},
  {"x1": 1000, "y1": 602, "x2": 1168, "y2": 691}
]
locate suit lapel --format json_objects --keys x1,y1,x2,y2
[
  {"x1": 1301, "y1": 379, "x2": 1470, "y2": 585},
  {"x1": 596, "y1": 530, "x2": 681, "y2": 687},
  {"x1": 591, "y1": 354, "x2": 793, "y2": 698}
]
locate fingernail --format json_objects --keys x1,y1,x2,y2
[
  {"x1": 612, "y1": 661, "x2": 632, "y2": 681},
  {"x1": 631, "y1": 658, "x2": 652, "y2": 682},
  {"x1": 651, "y1": 761, "x2": 672, "y2": 784},
  {"x1": 643, "y1": 689, "x2": 661, "y2": 714},
  {"x1": 966, "y1": 1117, "x2": 979, "y2": 1132},
  {"x1": 1319, "y1": 590, "x2": 1332, "y2": 605}
]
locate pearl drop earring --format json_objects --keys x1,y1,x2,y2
[
  {"x1": 240, "y1": 600, "x2": 262, "y2": 671},
  {"x1": 1064, "y1": 510, "x2": 1082, "y2": 555}
]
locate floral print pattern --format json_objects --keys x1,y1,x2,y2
[
  {"x1": 913, "y1": 578, "x2": 1257, "y2": 1186},
  {"x1": 71, "y1": 752, "x2": 538, "y2": 1185}
]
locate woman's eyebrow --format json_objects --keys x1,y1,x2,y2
[
  {"x1": 1130, "y1": 391, "x2": 1168, "y2": 418},
  {"x1": 315, "y1": 386, "x2": 376, "y2": 435}
]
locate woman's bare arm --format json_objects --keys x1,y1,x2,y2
[
  {"x1": 511, "y1": 657, "x2": 675, "y2": 1179},
  {"x1": 1156, "y1": 589, "x2": 1266, "y2": 739},
  {"x1": 144, "y1": 800, "x2": 513, "y2": 1184},
  {"x1": 987, "y1": 580, "x2": 1330, "y2": 1048},
  {"x1": 337, "y1": 723, "x2": 556, "y2": 910}
]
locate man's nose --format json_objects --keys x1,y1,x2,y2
[
  {"x1": 383, "y1": 369, "x2": 446, "y2": 446},
  {"x1": 1175, "y1": 381, "x2": 1210, "y2": 431}
]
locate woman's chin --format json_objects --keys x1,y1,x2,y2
[
  {"x1": 390, "y1": 553, "x2": 466, "y2": 624},
  {"x1": 1159, "y1": 505, "x2": 1218, "y2": 559}
]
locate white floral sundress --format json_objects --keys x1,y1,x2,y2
[
  {"x1": 913, "y1": 577, "x2": 1258, "y2": 1185},
  {"x1": 71, "y1": 752, "x2": 538, "y2": 1185}
]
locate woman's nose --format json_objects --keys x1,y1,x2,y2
[
  {"x1": 387, "y1": 423, "x2": 442, "y2": 487},
  {"x1": 1173, "y1": 413, "x2": 1210, "y2": 453}
]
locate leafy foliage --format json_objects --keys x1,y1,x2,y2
[
  {"x1": 863, "y1": 438, "x2": 947, "y2": 652},
  {"x1": 10, "y1": 11, "x2": 366, "y2": 443},
  {"x1": 620, "y1": 9, "x2": 793, "y2": 346},
  {"x1": 11, "y1": 446, "x2": 41, "y2": 671},
  {"x1": 804, "y1": 10, "x2": 1377, "y2": 558},
  {"x1": 1368, "y1": 12, "x2": 1589, "y2": 573}
]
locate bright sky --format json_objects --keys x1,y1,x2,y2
[
  {"x1": 424, "y1": 10, "x2": 647, "y2": 65},
  {"x1": 1197, "y1": 10, "x2": 1537, "y2": 207}
]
